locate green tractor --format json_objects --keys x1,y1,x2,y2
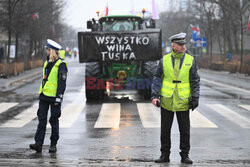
[{"x1": 78, "y1": 15, "x2": 162, "y2": 101}]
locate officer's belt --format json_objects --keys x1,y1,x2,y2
[{"x1": 173, "y1": 80, "x2": 181, "y2": 83}]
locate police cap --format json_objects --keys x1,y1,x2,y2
[
  {"x1": 46, "y1": 39, "x2": 62, "y2": 51},
  {"x1": 169, "y1": 32, "x2": 187, "y2": 45}
]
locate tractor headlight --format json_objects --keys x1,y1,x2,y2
[{"x1": 117, "y1": 70, "x2": 127, "y2": 79}]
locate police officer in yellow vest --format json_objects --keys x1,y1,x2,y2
[
  {"x1": 30, "y1": 39, "x2": 68, "y2": 153},
  {"x1": 69, "y1": 49, "x2": 72, "y2": 58},
  {"x1": 59, "y1": 49, "x2": 66, "y2": 59},
  {"x1": 152, "y1": 32, "x2": 200, "y2": 164}
]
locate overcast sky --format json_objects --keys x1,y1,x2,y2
[{"x1": 62, "y1": 0, "x2": 171, "y2": 30}]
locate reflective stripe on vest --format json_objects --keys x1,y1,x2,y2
[
  {"x1": 39, "y1": 59, "x2": 66, "y2": 97},
  {"x1": 160, "y1": 53, "x2": 193, "y2": 99}
]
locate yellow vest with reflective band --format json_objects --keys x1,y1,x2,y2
[
  {"x1": 39, "y1": 59, "x2": 67, "y2": 97},
  {"x1": 59, "y1": 50, "x2": 66, "y2": 59},
  {"x1": 161, "y1": 53, "x2": 193, "y2": 99}
]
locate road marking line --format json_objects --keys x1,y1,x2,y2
[
  {"x1": 239, "y1": 105, "x2": 250, "y2": 111},
  {"x1": 0, "y1": 103, "x2": 38, "y2": 128},
  {"x1": 190, "y1": 109, "x2": 218, "y2": 128},
  {"x1": 94, "y1": 103, "x2": 120, "y2": 128},
  {"x1": 0, "y1": 102, "x2": 19, "y2": 114},
  {"x1": 201, "y1": 78, "x2": 250, "y2": 94},
  {"x1": 137, "y1": 103, "x2": 160, "y2": 128},
  {"x1": 59, "y1": 104, "x2": 85, "y2": 128},
  {"x1": 206, "y1": 104, "x2": 250, "y2": 128}
]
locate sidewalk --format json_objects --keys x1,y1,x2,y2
[
  {"x1": 0, "y1": 67, "x2": 42, "y2": 92},
  {"x1": 0, "y1": 57, "x2": 75, "y2": 93}
]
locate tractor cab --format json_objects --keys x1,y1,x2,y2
[{"x1": 87, "y1": 15, "x2": 155, "y2": 32}]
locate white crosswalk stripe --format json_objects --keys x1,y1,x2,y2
[
  {"x1": 190, "y1": 109, "x2": 217, "y2": 128},
  {"x1": 94, "y1": 103, "x2": 120, "y2": 129},
  {"x1": 137, "y1": 103, "x2": 160, "y2": 128},
  {"x1": 47, "y1": 104, "x2": 86, "y2": 128},
  {"x1": 59, "y1": 104, "x2": 86, "y2": 128},
  {"x1": 239, "y1": 105, "x2": 250, "y2": 111},
  {"x1": 0, "y1": 103, "x2": 38, "y2": 128},
  {"x1": 0, "y1": 102, "x2": 19, "y2": 114},
  {"x1": 206, "y1": 104, "x2": 250, "y2": 128},
  {"x1": 48, "y1": 84, "x2": 86, "y2": 128}
]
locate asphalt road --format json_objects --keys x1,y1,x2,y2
[{"x1": 0, "y1": 57, "x2": 250, "y2": 166}]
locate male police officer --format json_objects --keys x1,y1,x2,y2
[
  {"x1": 30, "y1": 39, "x2": 68, "y2": 153},
  {"x1": 152, "y1": 32, "x2": 200, "y2": 164}
]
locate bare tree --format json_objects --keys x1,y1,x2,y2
[
  {"x1": 0, "y1": 0, "x2": 21, "y2": 63},
  {"x1": 158, "y1": 0, "x2": 250, "y2": 73},
  {"x1": 0, "y1": 0, "x2": 66, "y2": 63}
]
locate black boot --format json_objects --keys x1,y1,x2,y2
[
  {"x1": 29, "y1": 143, "x2": 42, "y2": 153},
  {"x1": 49, "y1": 145, "x2": 57, "y2": 153},
  {"x1": 154, "y1": 154, "x2": 170, "y2": 163},
  {"x1": 181, "y1": 156, "x2": 193, "y2": 164}
]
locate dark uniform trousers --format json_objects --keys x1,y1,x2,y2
[
  {"x1": 160, "y1": 107, "x2": 190, "y2": 157},
  {"x1": 35, "y1": 99, "x2": 61, "y2": 146}
]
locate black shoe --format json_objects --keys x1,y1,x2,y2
[
  {"x1": 49, "y1": 145, "x2": 57, "y2": 153},
  {"x1": 154, "y1": 154, "x2": 170, "y2": 163},
  {"x1": 181, "y1": 156, "x2": 193, "y2": 164},
  {"x1": 29, "y1": 143, "x2": 42, "y2": 153}
]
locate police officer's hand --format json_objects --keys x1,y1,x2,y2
[
  {"x1": 189, "y1": 97, "x2": 199, "y2": 111},
  {"x1": 152, "y1": 98, "x2": 161, "y2": 107}
]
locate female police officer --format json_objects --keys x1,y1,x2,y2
[
  {"x1": 30, "y1": 39, "x2": 68, "y2": 153},
  {"x1": 152, "y1": 32, "x2": 200, "y2": 164}
]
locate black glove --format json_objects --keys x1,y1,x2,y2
[
  {"x1": 189, "y1": 97, "x2": 199, "y2": 111},
  {"x1": 55, "y1": 94, "x2": 63, "y2": 105}
]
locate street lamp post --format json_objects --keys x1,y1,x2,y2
[
  {"x1": 142, "y1": 8, "x2": 146, "y2": 18},
  {"x1": 240, "y1": 0, "x2": 243, "y2": 73},
  {"x1": 96, "y1": 10, "x2": 100, "y2": 19}
]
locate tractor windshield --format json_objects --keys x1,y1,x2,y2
[{"x1": 101, "y1": 20, "x2": 140, "y2": 32}]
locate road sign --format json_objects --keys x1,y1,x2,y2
[
  {"x1": 194, "y1": 37, "x2": 206, "y2": 47},
  {"x1": 202, "y1": 38, "x2": 207, "y2": 47}
]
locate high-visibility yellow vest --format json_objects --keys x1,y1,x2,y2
[
  {"x1": 161, "y1": 53, "x2": 193, "y2": 99},
  {"x1": 39, "y1": 59, "x2": 67, "y2": 97},
  {"x1": 59, "y1": 50, "x2": 66, "y2": 59}
]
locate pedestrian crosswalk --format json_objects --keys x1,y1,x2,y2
[
  {"x1": 0, "y1": 103, "x2": 38, "y2": 128},
  {"x1": 136, "y1": 103, "x2": 217, "y2": 128},
  {"x1": 60, "y1": 104, "x2": 86, "y2": 128},
  {"x1": 94, "y1": 103, "x2": 120, "y2": 128},
  {"x1": 190, "y1": 109, "x2": 218, "y2": 128},
  {"x1": 0, "y1": 102, "x2": 250, "y2": 129},
  {"x1": 137, "y1": 103, "x2": 160, "y2": 128},
  {"x1": 0, "y1": 102, "x2": 18, "y2": 114},
  {"x1": 206, "y1": 104, "x2": 250, "y2": 128},
  {"x1": 239, "y1": 105, "x2": 250, "y2": 111}
]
